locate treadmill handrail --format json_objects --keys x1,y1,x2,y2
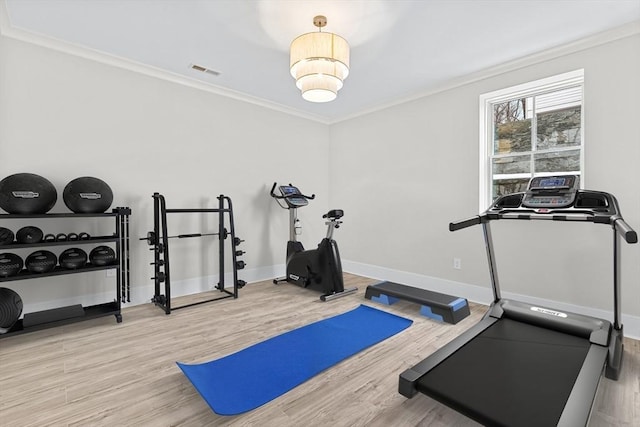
[
  {"x1": 614, "y1": 217, "x2": 638, "y2": 244},
  {"x1": 449, "y1": 215, "x2": 485, "y2": 232},
  {"x1": 449, "y1": 207, "x2": 637, "y2": 244}
]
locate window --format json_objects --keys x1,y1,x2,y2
[{"x1": 479, "y1": 70, "x2": 584, "y2": 210}]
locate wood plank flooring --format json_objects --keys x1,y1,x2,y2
[{"x1": 0, "y1": 273, "x2": 638, "y2": 426}]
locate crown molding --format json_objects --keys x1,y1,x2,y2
[
  {"x1": 0, "y1": 1, "x2": 331, "y2": 125},
  {"x1": 332, "y1": 20, "x2": 640, "y2": 124},
  {"x1": 1, "y1": 1, "x2": 637, "y2": 126}
]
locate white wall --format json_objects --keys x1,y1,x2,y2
[
  {"x1": 1, "y1": 21, "x2": 638, "y2": 337},
  {"x1": 0, "y1": 35, "x2": 331, "y2": 312},
  {"x1": 330, "y1": 32, "x2": 640, "y2": 325}
]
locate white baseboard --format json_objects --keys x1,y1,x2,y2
[
  {"x1": 125, "y1": 264, "x2": 283, "y2": 307},
  {"x1": 342, "y1": 259, "x2": 640, "y2": 340},
  {"x1": 20, "y1": 264, "x2": 282, "y2": 316},
  {"x1": 20, "y1": 261, "x2": 639, "y2": 340}
]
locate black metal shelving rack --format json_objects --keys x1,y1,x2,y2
[{"x1": 0, "y1": 207, "x2": 131, "y2": 338}]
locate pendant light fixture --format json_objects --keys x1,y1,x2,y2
[{"x1": 290, "y1": 15, "x2": 350, "y2": 103}]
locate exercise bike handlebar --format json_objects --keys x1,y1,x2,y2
[{"x1": 269, "y1": 182, "x2": 315, "y2": 200}]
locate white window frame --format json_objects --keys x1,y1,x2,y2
[{"x1": 478, "y1": 69, "x2": 585, "y2": 212}]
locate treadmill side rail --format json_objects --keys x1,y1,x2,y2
[
  {"x1": 398, "y1": 316, "x2": 498, "y2": 398},
  {"x1": 557, "y1": 345, "x2": 609, "y2": 427}
]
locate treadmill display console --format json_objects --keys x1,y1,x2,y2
[
  {"x1": 279, "y1": 185, "x2": 308, "y2": 207},
  {"x1": 522, "y1": 175, "x2": 579, "y2": 209}
]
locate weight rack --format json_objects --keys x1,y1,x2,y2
[{"x1": 148, "y1": 192, "x2": 246, "y2": 314}]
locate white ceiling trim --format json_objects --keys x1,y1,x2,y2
[
  {"x1": 333, "y1": 20, "x2": 640, "y2": 124},
  {"x1": 0, "y1": 0, "x2": 331, "y2": 124},
  {"x1": 1, "y1": 1, "x2": 638, "y2": 126}
]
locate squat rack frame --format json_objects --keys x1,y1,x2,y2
[{"x1": 149, "y1": 192, "x2": 245, "y2": 314}]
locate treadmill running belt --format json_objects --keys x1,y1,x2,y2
[{"x1": 416, "y1": 318, "x2": 592, "y2": 427}]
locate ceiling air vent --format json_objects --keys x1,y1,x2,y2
[{"x1": 190, "y1": 64, "x2": 220, "y2": 76}]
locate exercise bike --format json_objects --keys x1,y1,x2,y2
[{"x1": 270, "y1": 183, "x2": 357, "y2": 301}]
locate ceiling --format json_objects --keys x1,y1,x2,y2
[{"x1": 3, "y1": 0, "x2": 640, "y2": 123}]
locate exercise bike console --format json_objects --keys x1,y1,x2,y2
[{"x1": 276, "y1": 185, "x2": 313, "y2": 208}]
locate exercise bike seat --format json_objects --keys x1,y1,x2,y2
[{"x1": 323, "y1": 209, "x2": 344, "y2": 220}]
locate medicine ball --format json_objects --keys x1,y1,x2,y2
[
  {"x1": 63, "y1": 177, "x2": 113, "y2": 214},
  {"x1": 59, "y1": 248, "x2": 88, "y2": 269},
  {"x1": 0, "y1": 253, "x2": 23, "y2": 277},
  {"x1": 89, "y1": 246, "x2": 116, "y2": 266},
  {"x1": 0, "y1": 173, "x2": 57, "y2": 214},
  {"x1": 25, "y1": 250, "x2": 57, "y2": 274},
  {"x1": 16, "y1": 226, "x2": 44, "y2": 244},
  {"x1": 0, "y1": 227, "x2": 14, "y2": 245},
  {"x1": 0, "y1": 287, "x2": 23, "y2": 334}
]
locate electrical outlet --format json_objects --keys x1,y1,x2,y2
[
  {"x1": 453, "y1": 258, "x2": 462, "y2": 270},
  {"x1": 106, "y1": 269, "x2": 116, "y2": 277}
]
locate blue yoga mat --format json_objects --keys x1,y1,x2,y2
[{"x1": 177, "y1": 304, "x2": 412, "y2": 415}]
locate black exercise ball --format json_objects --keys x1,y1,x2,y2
[
  {"x1": 0, "y1": 287, "x2": 23, "y2": 334},
  {"x1": 0, "y1": 227, "x2": 14, "y2": 245},
  {"x1": 0, "y1": 253, "x2": 23, "y2": 277},
  {"x1": 89, "y1": 246, "x2": 116, "y2": 266},
  {"x1": 59, "y1": 248, "x2": 88, "y2": 269},
  {"x1": 0, "y1": 173, "x2": 57, "y2": 214},
  {"x1": 16, "y1": 226, "x2": 44, "y2": 244},
  {"x1": 63, "y1": 177, "x2": 113, "y2": 214},
  {"x1": 25, "y1": 250, "x2": 57, "y2": 274}
]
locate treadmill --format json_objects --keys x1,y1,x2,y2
[{"x1": 399, "y1": 175, "x2": 637, "y2": 427}]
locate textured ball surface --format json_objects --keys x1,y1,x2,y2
[
  {"x1": 0, "y1": 253, "x2": 23, "y2": 277},
  {"x1": 25, "y1": 250, "x2": 57, "y2": 274},
  {"x1": 89, "y1": 246, "x2": 116, "y2": 266},
  {"x1": 63, "y1": 177, "x2": 113, "y2": 214},
  {"x1": 0, "y1": 227, "x2": 14, "y2": 245},
  {"x1": 0, "y1": 173, "x2": 57, "y2": 214},
  {"x1": 0, "y1": 287, "x2": 23, "y2": 333},
  {"x1": 59, "y1": 248, "x2": 88, "y2": 269},
  {"x1": 16, "y1": 226, "x2": 43, "y2": 244}
]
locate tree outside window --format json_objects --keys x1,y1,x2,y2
[{"x1": 480, "y1": 71, "x2": 584, "y2": 210}]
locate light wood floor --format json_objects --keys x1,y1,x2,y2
[{"x1": 0, "y1": 273, "x2": 638, "y2": 426}]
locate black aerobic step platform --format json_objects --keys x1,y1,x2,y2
[{"x1": 365, "y1": 281, "x2": 470, "y2": 324}]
